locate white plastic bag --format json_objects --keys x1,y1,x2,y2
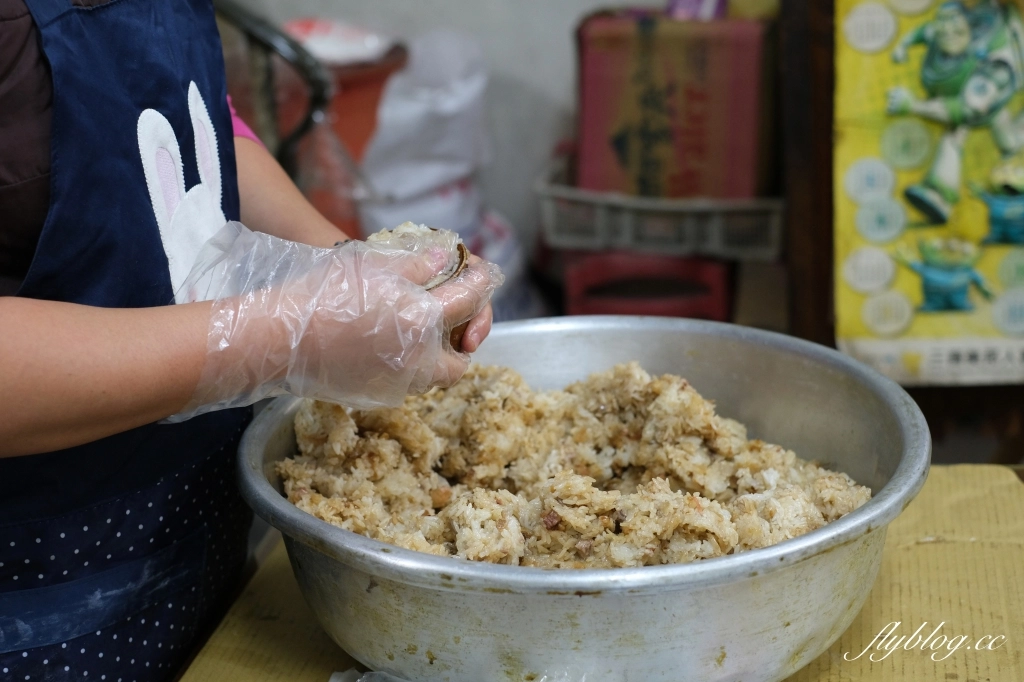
[
  {"x1": 359, "y1": 30, "x2": 490, "y2": 201},
  {"x1": 360, "y1": 178, "x2": 485, "y2": 241},
  {"x1": 357, "y1": 30, "x2": 490, "y2": 239}
]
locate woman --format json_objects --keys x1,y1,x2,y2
[{"x1": 0, "y1": 1, "x2": 501, "y2": 679}]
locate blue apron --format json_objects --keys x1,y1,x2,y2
[{"x1": 0, "y1": 1, "x2": 253, "y2": 679}]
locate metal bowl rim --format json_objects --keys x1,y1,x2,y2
[{"x1": 239, "y1": 315, "x2": 931, "y2": 593}]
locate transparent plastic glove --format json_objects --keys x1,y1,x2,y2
[{"x1": 168, "y1": 222, "x2": 503, "y2": 421}]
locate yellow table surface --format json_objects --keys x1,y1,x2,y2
[{"x1": 180, "y1": 465, "x2": 1024, "y2": 682}]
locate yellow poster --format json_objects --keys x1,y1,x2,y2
[{"x1": 835, "y1": 0, "x2": 1024, "y2": 384}]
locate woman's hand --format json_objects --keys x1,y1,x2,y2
[
  {"x1": 461, "y1": 301, "x2": 493, "y2": 353},
  {"x1": 446, "y1": 254, "x2": 493, "y2": 353},
  {"x1": 170, "y1": 223, "x2": 504, "y2": 421}
]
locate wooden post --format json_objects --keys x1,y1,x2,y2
[{"x1": 780, "y1": 0, "x2": 835, "y2": 347}]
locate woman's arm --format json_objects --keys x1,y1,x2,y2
[
  {"x1": 0, "y1": 296, "x2": 212, "y2": 456},
  {"x1": 235, "y1": 136, "x2": 354, "y2": 247},
  {"x1": 0, "y1": 139, "x2": 333, "y2": 455},
  {"x1": 1, "y1": 234, "x2": 499, "y2": 456}
]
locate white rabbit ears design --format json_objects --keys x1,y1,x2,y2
[
  {"x1": 138, "y1": 82, "x2": 227, "y2": 303},
  {"x1": 138, "y1": 82, "x2": 222, "y2": 232}
]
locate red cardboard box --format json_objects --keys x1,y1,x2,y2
[{"x1": 576, "y1": 11, "x2": 768, "y2": 198}]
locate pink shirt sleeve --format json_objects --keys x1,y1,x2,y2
[{"x1": 226, "y1": 95, "x2": 265, "y2": 148}]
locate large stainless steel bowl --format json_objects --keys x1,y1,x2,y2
[{"x1": 238, "y1": 316, "x2": 930, "y2": 682}]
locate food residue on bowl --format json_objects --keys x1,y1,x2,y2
[{"x1": 277, "y1": 363, "x2": 871, "y2": 568}]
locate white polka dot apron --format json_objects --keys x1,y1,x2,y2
[
  {"x1": 1, "y1": 0, "x2": 254, "y2": 680},
  {"x1": 0, "y1": 430, "x2": 252, "y2": 681}
]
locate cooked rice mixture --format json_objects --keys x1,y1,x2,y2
[{"x1": 278, "y1": 363, "x2": 871, "y2": 568}]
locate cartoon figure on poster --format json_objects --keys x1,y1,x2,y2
[
  {"x1": 835, "y1": 0, "x2": 1024, "y2": 386},
  {"x1": 973, "y1": 169, "x2": 1024, "y2": 243},
  {"x1": 886, "y1": 0, "x2": 1024, "y2": 245},
  {"x1": 894, "y1": 237, "x2": 995, "y2": 310}
]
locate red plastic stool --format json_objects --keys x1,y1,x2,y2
[{"x1": 564, "y1": 252, "x2": 730, "y2": 320}]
